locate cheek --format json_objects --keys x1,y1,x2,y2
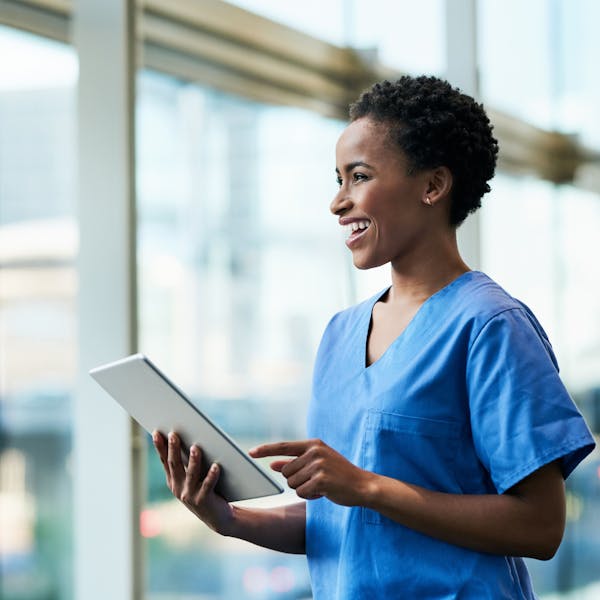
[{"x1": 376, "y1": 206, "x2": 422, "y2": 245}]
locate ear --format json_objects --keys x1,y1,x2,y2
[{"x1": 424, "y1": 166, "x2": 453, "y2": 206}]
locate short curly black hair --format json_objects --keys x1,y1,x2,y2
[{"x1": 349, "y1": 75, "x2": 498, "y2": 226}]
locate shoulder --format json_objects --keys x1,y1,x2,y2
[
  {"x1": 454, "y1": 272, "x2": 547, "y2": 336},
  {"x1": 462, "y1": 272, "x2": 557, "y2": 368},
  {"x1": 456, "y1": 271, "x2": 523, "y2": 320}
]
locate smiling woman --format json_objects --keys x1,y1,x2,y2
[
  {"x1": 294, "y1": 77, "x2": 595, "y2": 598},
  {"x1": 151, "y1": 75, "x2": 595, "y2": 600},
  {"x1": 2, "y1": 1, "x2": 599, "y2": 598}
]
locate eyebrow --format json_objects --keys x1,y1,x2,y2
[{"x1": 335, "y1": 161, "x2": 374, "y2": 174}]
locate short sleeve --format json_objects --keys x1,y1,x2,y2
[{"x1": 467, "y1": 308, "x2": 596, "y2": 494}]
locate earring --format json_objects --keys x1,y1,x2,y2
[{"x1": 424, "y1": 197, "x2": 433, "y2": 206}]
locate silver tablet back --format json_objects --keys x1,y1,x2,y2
[{"x1": 90, "y1": 354, "x2": 283, "y2": 502}]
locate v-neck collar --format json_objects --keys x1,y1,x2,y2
[{"x1": 362, "y1": 270, "x2": 478, "y2": 370}]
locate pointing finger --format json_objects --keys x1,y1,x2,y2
[{"x1": 249, "y1": 440, "x2": 312, "y2": 459}]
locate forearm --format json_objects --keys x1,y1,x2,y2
[
  {"x1": 249, "y1": 440, "x2": 565, "y2": 559},
  {"x1": 220, "y1": 501, "x2": 306, "y2": 554},
  {"x1": 363, "y1": 463, "x2": 564, "y2": 559}
]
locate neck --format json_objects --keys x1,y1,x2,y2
[{"x1": 387, "y1": 230, "x2": 470, "y2": 304}]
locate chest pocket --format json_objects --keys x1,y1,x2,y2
[{"x1": 361, "y1": 409, "x2": 463, "y2": 525}]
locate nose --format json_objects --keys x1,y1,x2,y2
[{"x1": 330, "y1": 187, "x2": 353, "y2": 216}]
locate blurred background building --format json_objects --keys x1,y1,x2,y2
[{"x1": 0, "y1": 0, "x2": 599, "y2": 599}]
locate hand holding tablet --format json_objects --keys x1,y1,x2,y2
[
  {"x1": 89, "y1": 354, "x2": 284, "y2": 502},
  {"x1": 150, "y1": 429, "x2": 239, "y2": 534}
]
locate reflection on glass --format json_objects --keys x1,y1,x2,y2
[
  {"x1": 137, "y1": 70, "x2": 346, "y2": 599},
  {"x1": 481, "y1": 173, "x2": 600, "y2": 598},
  {"x1": 0, "y1": 25, "x2": 77, "y2": 600}
]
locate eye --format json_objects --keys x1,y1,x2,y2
[
  {"x1": 352, "y1": 172, "x2": 368, "y2": 182},
  {"x1": 336, "y1": 176, "x2": 343, "y2": 186}
]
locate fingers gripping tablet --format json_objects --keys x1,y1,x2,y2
[{"x1": 89, "y1": 353, "x2": 284, "y2": 502}]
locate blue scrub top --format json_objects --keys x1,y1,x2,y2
[{"x1": 306, "y1": 271, "x2": 595, "y2": 599}]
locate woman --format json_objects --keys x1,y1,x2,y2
[{"x1": 153, "y1": 76, "x2": 595, "y2": 598}]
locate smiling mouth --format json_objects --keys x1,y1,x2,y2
[
  {"x1": 344, "y1": 220, "x2": 371, "y2": 247},
  {"x1": 344, "y1": 220, "x2": 371, "y2": 239}
]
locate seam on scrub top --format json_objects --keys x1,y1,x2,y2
[{"x1": 467, "y1": 307, "x2": 525, "y2": 354}]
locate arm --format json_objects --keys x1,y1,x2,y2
[
  {"x1": 250, "y1": 439, "x2": 566, "y2": 560},
  {"x1": 153, "y1": 431, "x2": 306, "y2": 554},
  {"x1": 364, "y1": 460, "x2": 565, "y2": 559},
  {"x1": 224, "y1": 502, "x2": 306, "y2": 554}
]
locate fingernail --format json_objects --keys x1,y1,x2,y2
[
  {"x1": 248, "y1": 447, "x2": 257, "y2": 454},
  {"x1": 211, "y1": 463, "x2": 218, "y2": 473},
  {"x1": 169, "y1": 433, "x2": 175, "y2": 444},
  {"x1": 190, "y1": 445, "x2": 197, "y2": 456}
]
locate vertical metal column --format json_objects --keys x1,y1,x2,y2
[
  {"x1": 446, "y1": 0, "x2": 481, "y2": 270},
  {"x1": 73, "y1": 1, "x2": 142, "y2": 599}
]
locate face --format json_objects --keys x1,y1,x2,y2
[{"x1": 331, "y1": 117, "x2": 435, "y2": 270}]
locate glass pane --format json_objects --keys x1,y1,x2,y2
[
  {"x1": 481, "y1": 174, "x2": 600, "y2": 598},
  {"x1": 138, "y1": 70, "x2": 346, "y2": 599},
  {"x1": 553, "y1": 0, "x2": 600, "y2": 148},
  {"x1": 479, "y1": 0, "x2": 600, "y2": 147},
  {"x1": 0, "y1": 25, "x2": 77, "y2": 600},
  {"x1": 479, "y1": 0, "x2": 554, "y2": 129},
  {"x1": 351, "y1": 0, "x2": 445, "y2": 75},
  {"x1": 480, "y1": 175, "x2": 559, "y2": 344},
  {"x1": 225, "y1": 0, "x2": 347, "y2": 45},
  {"x1": 228, "y1": 0, "x2": 445, "y2": 75}
]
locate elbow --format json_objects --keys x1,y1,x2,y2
[
  {"x1": 528, "y1": 527, "x2": 564, "y2": 561},
  {"x1": 532, "y1": 545, "x2": 558, "y2": 562},
  {"x1": 509, "y1": 460, "x2": 567, "y2": 561},
  {"x1": 538, "y1": 535, "x2": 563, "y2": 561}
]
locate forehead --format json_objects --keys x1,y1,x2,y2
[{"x1": 336, "y1": 118, "x2": 403, "y2": 166}]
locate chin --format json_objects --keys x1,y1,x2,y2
[{"x1": 352, "y1": 254, "x2": 387, "y2": 271}]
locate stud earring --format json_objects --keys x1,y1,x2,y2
[{"x1": 424, "y1": 197, "x2": 433, "y2": 206}]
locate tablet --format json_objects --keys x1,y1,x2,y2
[{"x1": 89, "y1": 353, "x2": 284, "y2": 502}]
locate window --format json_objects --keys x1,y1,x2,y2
[
  {"x1": 481, "y1": 175, "x2": 600, "y2": 597},
  {"x1": 0, "y1": 25, "x2": 77, "y2": 600},
  {"x1": 479, "y1": 0, "x2": 600, "y2": 147},
  {"x1": 2, "y1": 2, "x2": 598, "y2": 598},
  {"x1": 137, "y1": 70, "x2": 345, "y2": 599},
  {"x1": 228, "y1": 0, "x2": 445, "y2": 75}
]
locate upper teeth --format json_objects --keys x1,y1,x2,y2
[{"x1": 347, "y1": 220, "x2": 370, "y2": 232}]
